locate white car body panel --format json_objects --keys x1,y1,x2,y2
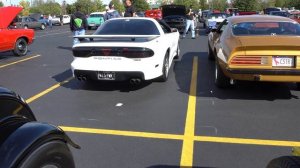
[{"x1": 71, "y1": 18, "x2": 180, "y2": 81}]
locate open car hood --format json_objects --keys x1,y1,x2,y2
[
  {"x1": 0, "y1": 6, "x2": 22, "y2": 29},
  {"x1": 162, "y1": 5, "x2": 186, "y2": 18}
]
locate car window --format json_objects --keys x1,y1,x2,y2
[
  {"x1": 95, "y1": 19, "x2": 160, "y2": 35},
  {"x1": 158, "y1": 20, "x2": 171, "y2": 33},
  {"x1": 90, "y1": 14, "x2": 104, "y2": 18},
  {"x1": 208, "y1": 13, "x2": 227, "y2": 19},
  {"x1": 232, "y1": 22, "x2": 300, "y2": 36}
]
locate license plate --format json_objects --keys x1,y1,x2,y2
[
  {"x1": 97, "y1": 72, "x2": 115, "y2": 80},
  {"x1": 272, "y1": 56, "x2": 294, "y2": 67}
]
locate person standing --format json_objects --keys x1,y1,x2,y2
[
  {"x1": 105, "y1": 1, "x2": 121, "y2": 20},
  {"x1": 124, "y1": 0, "x2": 136, "y2": 17},
  {"x1": 183, "y1": 6, "x2": 195, "y2": 39},
  {"x1": 48, "y1": 14, "x2": 53, "y2": 29},
  {"x1": 70, "y1": 4, "x2": 88, "y2": 45}
]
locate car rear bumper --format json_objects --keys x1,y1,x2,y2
[
  {"x1": 74, "y1": 70, "x2": 145, "y2": 81},
  {"x1": 225, "y1": 68, "x2": 300, "y2": 82}
]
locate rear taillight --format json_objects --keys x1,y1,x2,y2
[
  {"x1": 230, "y1": 56, "x2": 268, "y2": 65},
  {"x1": 73, "y1": 47, "x2": 154, "y2": 58}
]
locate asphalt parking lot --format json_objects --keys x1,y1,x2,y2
[{"x1": 1, "y1": 24, "x2": 300, "y2": 168}]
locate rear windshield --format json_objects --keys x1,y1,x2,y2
[
  {"x1": 232, "y1": 22, "x2": 300, "y2": 36},
  {"x1": 90, "y1": 14, "x2": 104, "y2": 18},
  {"x1": 95, "y1": 19, "x2": 160, "y2": 35},
  {"x1": 208, "y1": 13, "x2": 227, "y2": 19},
  {"x1": 270, "y1": 12, "x2": 290, "y2": 17}
]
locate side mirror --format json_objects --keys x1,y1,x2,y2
[{"x1": 171, "y1": 28, "x2": 178, "y2": 32}]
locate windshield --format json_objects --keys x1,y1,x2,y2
[
  {"x1": 95, "y1": 19, "x2": 160, "y2": 35},
  {"x1": 90, "y1": 14, "x2": 104, "y2": 18},
  {"x1": 208, "y1": 13, "x2": 227, "y2": 19},
  {"x1": 270, "y1": 12, "x2": 289, "y2": 17},
  {"x1": 232, "y1": 22, "x2": 300, "y2": 36}
]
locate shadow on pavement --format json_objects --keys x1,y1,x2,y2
[
  {"x1": 52, "y1": 69, "x2": 152, "y2": 92},
  {"x1": 57, "y1": 46, "x2": 72, "y2": 51},
  {"x1": 174, "y1": 51, "x2": 299, "y2": 101}
]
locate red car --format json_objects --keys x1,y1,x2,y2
[
  {"x1": 145, "y1": 9, "x2": 162, "y2": 20},
  {"x1": 0, "y1": 7, "x2": 34, "y2": 56}
]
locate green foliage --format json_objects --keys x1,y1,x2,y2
[
  {"x1": 199, "y1": 0, "x2": 209, "y2": 10},
  {"x1": 0, "y1": 1, "x2": 4, "y2": 7},
  {"x1": 19, "y1": 0, "x2": 31, "y2": 16},
  {"x1": 133, "y1": 0, "x2": 150, "y2": 12},
  {"x1": 111, "y1": 0, "x2": 124, "y2": 13},
  {"x1": 232, "y1": 0, "x2": 258, "y2": 11},
  {"x1": 173, "y1": 0, "x2": 200, "y2": 10},
  {"x1": 210, "y1": 0, "x2": 228, "y2": 11}
]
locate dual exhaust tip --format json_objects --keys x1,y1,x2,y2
[{"x1": 77, "y1": 76, "x2": 142, "y2": 85}]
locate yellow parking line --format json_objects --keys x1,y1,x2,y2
[
  {"x1": 0, "y1": 55, "x2": 41, "y2": 69},
  {"x1": 60, "y1": 125, "x2": 300, "y2": 148},
  {"x1": 194, "y1": 136, "x2": 300, "y2": 147},
  {"x1": 26, "y1": 77, "x2": 73, "y2": 104},
  {"x1": 60, "y1": 126, "x2": 184, "y2": 140},
  {"x1": 180, "y1": 57, "x2": 198, "y2": 167}
]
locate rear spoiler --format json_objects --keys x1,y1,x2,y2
[{"x1": 73, "y1": 35, "x2": 160, "y2": 41}]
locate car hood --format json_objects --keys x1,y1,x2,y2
[
  {"x1": 0, "y1": 6, "x2": 22, "y2": 29},
  {"x1": 162, "y1": 5, "x2": 186, "y2": 18}
]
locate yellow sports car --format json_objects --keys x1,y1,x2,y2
[{"x1": 208, "y1": 15, "x2": 300, "y2": 89}]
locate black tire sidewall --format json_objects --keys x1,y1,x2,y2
[
  {"x1": 13, "y1": 38, "x2": 28, "y2": 56},
  {"x1": 19, "y1": 140, "x2": 75, "y2": 168},
  {"x1": 215, "y1": 60, "x2": 230, "y2": 88}
]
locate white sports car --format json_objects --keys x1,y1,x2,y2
[{"x1": 71, "y1": 18, "x2": 180, "y2": 83}]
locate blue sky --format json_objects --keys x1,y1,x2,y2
[{"x1": 3, "y1": 0, "x2": 112, "y2": 6}]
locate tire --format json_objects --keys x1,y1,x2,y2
[
  {"x1": 208, "y1": 42, "x2": 215, "y2": 61},
  {"x1": 13, "y1": 38, "x2": 28, "y2": 56},
  {"x1": 24, "y1": 25, "x2": 28, "y2": 29},
  {"x1": 174, "y1": 43, "x2": 180, "y2": 60},
  {"x1": 215, "y1": 59, "x2": 230, "y2": 88},
  {"x1": 296, "y1": 83, "x2": 300, "y2": 91},
  {"x1": 19, "y1": 140, "x2": 75, "y2": 168},
  {"x1": 40, "y1": 24, "x2": 45, "y2": 30},
  {"x1": 267, "y1": 156, "x2": 300, "y2": 168},
  {"x1": 157, "y1": 52, "x2": 170, "y2": 82}
]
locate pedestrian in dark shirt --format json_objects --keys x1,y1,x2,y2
[
  {"x1": 124, "y1": 0, "x2": 136, "y2": 17},
  {"x1": 70, "y1": 4, "x2": 88, "y2": 45}
]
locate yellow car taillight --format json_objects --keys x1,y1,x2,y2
[{"x1": 230, "y1": 56, "x2": 268, "y2": 65}]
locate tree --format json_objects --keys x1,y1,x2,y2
[
  {"x1": 19, "y1": 0, "x2": 31, "y2": 16},
  {"x1": 0, "y1": 1, "x2": 4, "y2": 7},
  {"x1": 66, "y1": 4, "x2": 76, "y2": 14},
  {"x1": 133, "y1": 0, "x2": 150, "y2": 12},
  {"x1": 173, "y1": 0, "x2": 200, "y2": 10},
  {"x1": 232, "y1": 0, "x2": 258, "y2": 11},
  {"x1": 210, "y1": 0, "x2": 228, "y2": 11},
  {"x1": 111, "y1": 0, "x2": 124, "y2": 14},
  {"x1": 199, "y1": 0, "x2": 209, "y2": 10},
  {"x1": 275, "y1": 0, "x2": 285, "y2": 7}
]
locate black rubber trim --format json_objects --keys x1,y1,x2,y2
[{"x1": 227, "y1": 68, "x2": 300, "y2": 75}]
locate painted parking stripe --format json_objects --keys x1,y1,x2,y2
[
  {"x1": 0, "y1": 55, "x2": 41, "y2": 69},
  {"x1": 60, "y1": 126, "x2": 184, "y2": 140},
  {"x1": 26, "y1": 77, "x2": 73, "y2": 104},
  {"x1": 59, "y1": 125, "x2": 300, "y2": 147},
  {"x1": 180, "y1": 57, "x2": 198, "y2": 167}
]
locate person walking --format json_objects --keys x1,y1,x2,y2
[
  {"x1": 183, "y1": 6, "x2": 196, "y2": 39},
  {"x1": 70, "y1": 4, "x2": 88, "y2": 45},
  {"x1": 124, "y1": 0, "x2": 136, "y2": 17},
  {"x1": 48, "y1": 14, "x2": 53, "y2": 29},
  {"x1": 105, "y1": 1, "x2": 121, "y2": 20}
]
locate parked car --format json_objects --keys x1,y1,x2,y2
[
  {"x1": 145, "y1": 9, "x2": 162, "y2": 20},
  {"x1": 0, "y1": 87, "x2": 80, "y2": 168},
  {"x1": 87, "y1": 12, "x2": 105, "y2": 30},
  {"x1": 162, "y1": 5, "x2": 187, "y2": 33},
  {"x1": 61, "y1": 15, "x2": 71, "y2": 24},
  {"x1": 205, "y1": 12, "x2": 227, "y2": 33},
  {"x1": 16, "y1": 16, "x2": 46, "y2": 30},
  {"x1": 208, "y1": 15, "x2": 300, "y2": 89},
  {"x1": 264, "y1": 7, "x2": 281, "y2": 15},
  {"x1": 290, "y1": 12, "x2": 300, "y2": 23},
  {"x1": 136, "y1": 11, "x2": 145, "y2": 17},
  {"x1": 29, "y1": 13, "x2": 48, "y2": 26},
  {"x1": 51, "y1": 16, "x2": 61, "y2": 25},
  {"x1": 199, "y1": 10, "x2": 210, "y2": 24},
  {"x1": 0, "y1": 6, "x2": 35, "y2": 56},
  {"x1": 270, "y1": 11, "x2": 290, "y2": 17},
  {"x1": 71, "y1": 18, "x2": 180, "y2": 83}
]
